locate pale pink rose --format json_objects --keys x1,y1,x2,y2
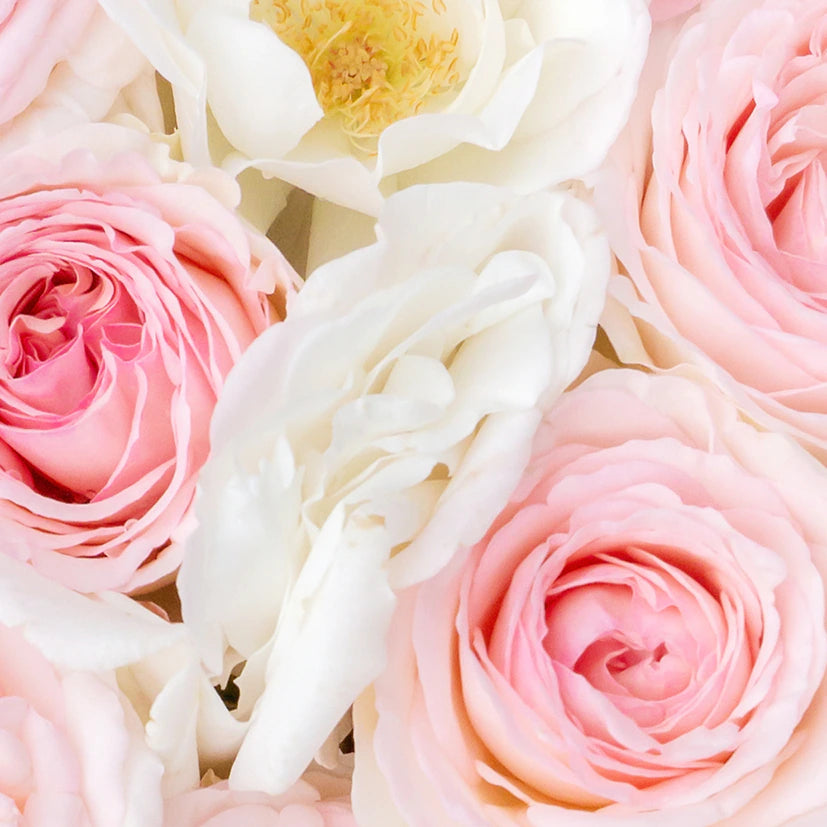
[
  {"x1": 0, "y1": 123, "x2": 296, "y2": 593},
  {"x1": 600, "y1": 0, "x2": 827, "y2": 457},
  {"x1": 0, "y1": 0, "x2": 148, "y2": 150},
  {"x1": 164, "y1": 773, "x2": 356, "y2": 827},
  {"x1": 0, "y1": 621, "x2": 163, "y2": 825},
  {"x1": 355, "y1": 370, "x2": 827, "y2": 826},
  {"x1": 648, "y1": 0, "x2": 700, "y2": 21}
]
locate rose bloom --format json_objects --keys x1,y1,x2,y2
[
  {"x1": 0, "y1": 0, "x2": 151, "y2": 151},
  {"x1": 354, "y1": 369, "x2": 827, "y2": 826},
  {"x1": 0, "y1": 624, "x2": 163, "y2": 826},
  {"x1": 0, "y1": 123, "x2": 295, "y2": 594},
  {"x1": 164, "y1": 772, "x2": 355, "y2": 827},
  {"x1": 648, "y1": 0, "x2": 700, "y2": 21},
  {"x1": 99, "y1": 0, "x2": 648, "y2": 214},
  {"x1": 178, "y1": 181, "x2": 610, "y2": 795},
  {"x1": 600, "y1": 0, "x2": 827, "y2": 456},
  {"x1": 0, "y1": 554, "x2": 207, "y2": 827}
]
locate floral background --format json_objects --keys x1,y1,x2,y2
[{"x1": 1, "y1": 0, "x2": 827, "y2": 824}]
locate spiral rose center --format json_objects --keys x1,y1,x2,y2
[
  {"x1": 250, "y1": 0, "x2": 460, "y2": 150},
  {"x1": 576, "y1": 634, "x2": 691, "y2": 703},
  {"x1": 540, "y1": 560, "x2": 721, "y2": 734},
  {"x1": 6, "y1": 267, "x2": 142, "y2": 381}
]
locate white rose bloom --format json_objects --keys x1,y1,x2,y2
[
  {"x1": 177, "y1": 182, "x2": 610, "y2": 794},
  {"x1": 98, "y1": 0, "x2": 649, "y2": 213}
]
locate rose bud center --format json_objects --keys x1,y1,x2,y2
[{"x1": 538, "y1": 546, "x2": 754, "y2": 748}]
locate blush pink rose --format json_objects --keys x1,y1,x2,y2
[
  {"x1": 0, "y1": 621, "x2": 163, "y2": 825},
  {"x1": 647, "y1": 0, "x2": 700, "y2": 21},
  {"x1": 0, "y1": 124, "x2": 296, "y2": 593},
  {"x1": 164, "y1": 772, "x2": 356, "y2": 827},
  {"x1": 0, "y1": 0, "x2": 94, "y2": 124},
  {"x1": 355, "y1": 370, "x2": 827, "y2": 826},
  {"x1": 601, "y1": 0, "x2": 827, "y2": 456},
  {"x1": 0, "y1": 0, "x2": 147, "y2": 149}
]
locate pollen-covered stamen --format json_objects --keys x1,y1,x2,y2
[{"x1": 251, "y1": 0, "x2": 461, "y2": 151}]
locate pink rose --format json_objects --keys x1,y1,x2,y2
[
  {"x1": 164, "y1": 772, "x2": 356, "y2": 827},
  {"x1": 0, "y1": 124, "x2": 296, "y2": 593},
  {"x1": 0, "y1": 621, "x2": 163, "y2": 825},
  {"x1": 355, "y1": 370, "x2": 827, "y2": 826},
  {"x1": 600, "y1": 0, "x2": 827, "y2": 455},
  {"x1": 648, "y1": 0, "x2": 700, "y2": 21},
  {"x1": 0, "y1": 0, "x2": 147, "y2": 149},
  {"x1": 0, "y1": 0, "x2": 94, "y2": 124}
]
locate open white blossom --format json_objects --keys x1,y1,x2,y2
[
  {"x1": 99, "y1": 0, "x2": 649, "y2": 213},
  {"x1": 177, "y1": 182, "x2": 610, "y2": 794}
]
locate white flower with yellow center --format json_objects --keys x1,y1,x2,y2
[
  {"x1": 250, "y1": 0, "x2": 461, "y2": 148},
  {"x1": 99, "y1": 0, "x2": 650, "y2": 213}
]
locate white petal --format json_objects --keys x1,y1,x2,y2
[
  {"x1": 226, "y1": 147, "x2": 383, "y2": 216},
  {"x1": 377, "y1": 45, "x2": 543, "y2": 179},
  {"x1": 0, "y1": 557, "x2": 185, "y2": 671},
  {"x1": 186, "y1": 10, "x2": 321, "y2": 159},
  {"x1": 230, "y1": 513, "x2": 397, "y2": 793},
  {"x1": 98, "y1": 0, "x2": 210, "y2": 161}
]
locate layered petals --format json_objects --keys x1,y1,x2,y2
[
  {"x1": 600, "y1": 0, "x2": 827, "y2": 457},
  {"x1": 178, "y1": 181, "x2": 610, "y2": 794},
  {"x1": 164, "y1": 771, "x2": 356, "y2": 827},
  {"x1": 0, "y1": 0, "x2": 150, "y2": 152},
  {"x1": 0, "y1": 124, "x2": 296, "y2": 593},
  {"x1": 100, "y1": 0, "x2": 649, "y2": 213},
  {"x1": 355, "y1": 370, "x2": 827, "y2": 825},
  {"x1": 0, "y1": 556, "x2": 193, "y2": 827}
]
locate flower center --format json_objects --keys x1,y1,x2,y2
[{"x1": 250, "y1": 0, "x2": 461, "y2": 150}]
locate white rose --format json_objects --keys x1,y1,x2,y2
[
  {"x1": 176, "y1": 181, "x2": 611, "y2": 795},
  {"x1": 98, "y1": 0, "x2": 649, "y2": 213}
]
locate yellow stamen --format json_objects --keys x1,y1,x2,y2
[{"x1": 251, "y1": 0, "x2": 460, "y2": 152}]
